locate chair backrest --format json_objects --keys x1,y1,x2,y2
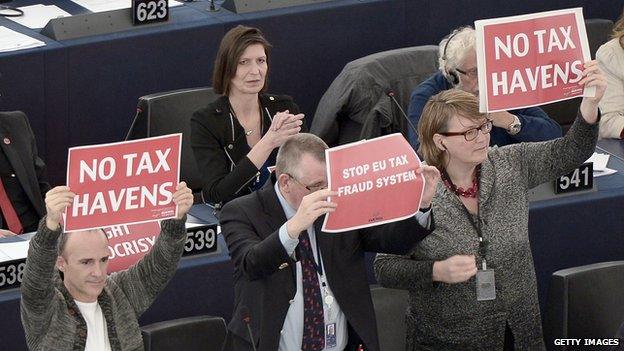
[
  {"x1": 370, "y1": 284, "x2": 409, "y2": 351},
  {"x1": 311, "y1": 45, "x2": 439, "y2": 146},
  {"x1": 544, "y1": 261, "x2": 624, "y2": 348},
  {"x1": 141, "y1": 315, "x2": 227, "y2": 351},
  {"x1": 126, "y1": 87, "x2": 218, "y2": 193},
  {"x1": 540, "y1": 18, "x2": 614, "y2": 133}
]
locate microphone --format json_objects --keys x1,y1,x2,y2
[
  {"x1": 241, "y1": 306, "x2": 258, "y2": 351},
  {"x1": 209, "y1": 0, "x2": 219, "y2": 11},
  {"x1": 386, "y1": 90, "x2": 419, "y2": 141},
  {"x1": 124, "y1": 106, "x2": 144, "y2": 141}
]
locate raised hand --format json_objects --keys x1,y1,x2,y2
[
  {"x1": 173, "y1": 181, "x2": 193, "y2": 220},
  {"x1": 45, "y1": 186, "x2": 75, "y2": 231},
  {"x1": 579, "y1": 60, "x2": 607, "y2": 124},
  {"x1": 416, "y1": 164, "x2": 441, "y2": 208},
  {"x1": 286, "y1": 189, "x2": 337, "y2": 238}
]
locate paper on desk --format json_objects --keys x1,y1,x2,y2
[
  {"x1": 586, "y1": 152, "x2": 617, "y2": 177},
  {"x1": 586, "y1": 152, "x2": 610, "y2": 171},
  {"x1": 0, "y1": 26, "x2": 45, "y2": 52},
  {"x1": 8, "y1": 4, "x2": 71, "y2": 29},
  {"x1": 71, "y1": 0, "x2": 182, "y2": 13},
  {"x1": 0, "y1": 240, "x2": 29, "y2": 260},
  {"x1": 594, "y1": 168, "x2": 617, "y2": 177}
]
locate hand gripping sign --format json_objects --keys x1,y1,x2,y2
[
  {"x1": 322, "y1": 133, "x2": 424, "y2": 233},
  {"x1": 475, "y1": 8, "x2": 594, "y2": 112},
  {"x1": 65, "y1": 134, "x2": 181, "y2": 232}
]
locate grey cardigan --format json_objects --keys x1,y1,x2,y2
[
  {"x1": 20, "y1": 218, "x2": 187, "y2": 351},
  {"x1": 374, "y1": 113, "x2": 598, "y2": 351}
]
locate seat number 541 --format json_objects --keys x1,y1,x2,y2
[
  {"x1": 555, "y1": 162, "x2": 593, "y2": 194},
  {"x1": 133, "y1": 0, "x2": 169, "y2": 25}
]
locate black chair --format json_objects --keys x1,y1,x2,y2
[
  {"x1": 370, "y1": 284, "x2": 409, "y2": 351},
  {"x1": 544, "y1": 261, "x2": 624, "y2": 350},
  {"x1": 541, "y1": 18, "x2": 614, "y2": 133},
  {"x1": 126, "y1": 87, "x2": 218, "y2": 196},
  {"x1": 141, "y1": 315, "x2": 227, "y2": 351},
  {"x1": 311, "y1": 46, "x2": 439, "y2": 146}
]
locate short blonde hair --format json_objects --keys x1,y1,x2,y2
[
  {"x1": 613, "y1": 7, "x2": 624, "y2": 45},
  {"x1": 418, "y1": 90, "x2": 487, "y2": 170},
  {"x1": 276, "y1": 134, "x2": 328, "y2": 178}
]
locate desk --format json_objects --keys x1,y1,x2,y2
[{"x1": 529, "y1": 141, "x2": 624, "y2": 318}]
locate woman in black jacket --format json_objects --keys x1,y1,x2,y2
[{"x1": 191, "y1": 25, "x2": 304, "y2": 207}]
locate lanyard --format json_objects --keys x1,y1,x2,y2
[
  {"x1": 441, "y1": 167, "x2": 488, "y2": 270},
  {"x1": 458, "y1": 204, "x2": 489, "y2": 270}
]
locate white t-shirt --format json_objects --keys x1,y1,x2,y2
[{"x1": 74, "y1": 300, "x2": 112, "y2": 351}]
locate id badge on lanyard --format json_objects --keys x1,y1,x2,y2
[
  {"x1": 465, "y1": 210, "x2": 496, "y2": 302},
  {"x1": 476, "y1": 259, "x2": 496, "y2": 301}
]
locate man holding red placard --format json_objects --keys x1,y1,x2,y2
[
  {"x1": 20, "y1": 182, "x2": 193, "y2": 350},
  {"x1": 406, "y1": 26, "x2": 562, "y2": 151},
  {"x1": 220, "y1": 133, "x2": 439, "y2": 351}
]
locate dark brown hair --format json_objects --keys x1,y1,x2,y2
[{"x1": 212, "y1": 25, "x2": 272, "y2": 95}]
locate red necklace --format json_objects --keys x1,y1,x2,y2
[{"x1": 441, "y1": 166, "x2": 480, "y2": 198}]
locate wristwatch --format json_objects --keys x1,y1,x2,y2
[{"x1": 507, "y1": 115, "x2": 522, "y2": 135}]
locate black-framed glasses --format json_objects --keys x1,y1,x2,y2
[
  {"x1": 286, "y1": 173, "x2": 326, "y2": 192},
  {"x1": 439, "y1": 119, "x2": 493, "y2": 141},
  {"x1": 455, "y1": 67, "x2": 478, "y2": 78}
]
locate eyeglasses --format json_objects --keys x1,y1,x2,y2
[
  {"x1": 455, "y1": 67, "x2": 478, "y2": 79},
  {"x1": 439, "y1": 119, "x2": 493, "y2": 141},
  {"x1": 286, "y1": 173, "x2": 327, "y2": 192}
]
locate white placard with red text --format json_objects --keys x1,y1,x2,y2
[
  {"x1": 64, "y1": 134, "x2": 181, "y2": 232},
  {"x1": 322, "y1": 133, "x2": 424, "y2": 233},
  {"x1": 475, "y1": 8, "x2": 594, "y2": 112}
]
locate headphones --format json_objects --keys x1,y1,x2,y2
[
  {"x1": 442, "y1": 30, "x2": 461, "y2": 86},
  {"x1": 0, "y1": 6, "x2": 24, "y2": 17}
]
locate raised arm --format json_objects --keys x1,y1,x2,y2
[
  {"x1": 111, "y1": 182, "x2": 193, "y2": 316},
  {"x1": 499, "y1": 61, "x2": 606, "y2": 188},
  {"x1": 20, "y1": 186, "x2": 74, "y2": 335}
]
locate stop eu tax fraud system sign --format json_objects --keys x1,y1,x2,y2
[
  {"x1": 322, "y1": 134, "x2": 425, "y2": 233},
  {"x1": 475, "y1": 8, "x2": 594, "y2": 113},
  {"x1": 65, "y1": 134, "x2": 181, "y2": 232}
]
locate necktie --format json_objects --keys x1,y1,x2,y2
[
  {"x1": 0, "y1": 177, "x2": 23, "y2": 234},
  {"x1": 299, "y1": 231, "x2": 325, "y2": 350}
]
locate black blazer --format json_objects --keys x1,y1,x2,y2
[
  {"x1": 0, "y1": 111, "x2": 49, "y2": 228},
  {"x1": 219, "y1": 178, "x2": 432, "y2": 351},
  {"x1": 190, "y1": 94, "x2": 303, "y2": 206}
]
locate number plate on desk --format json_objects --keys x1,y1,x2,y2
[
  {"x1": 554, "y1": 162, "x2": 593, "y2": 194},
  {"x1": 182, "y1": 224, "x2": 218, "y2": 257},
  {"x1": 132, "y1": 0, "x2": 169, "y2": 25},
  {"x1": 0, "y1": 259, "x2": 26, "y2": 291}
]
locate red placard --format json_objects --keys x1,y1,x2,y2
[
  {"x1": 475, "y1": 8, "x2": 593, "y2": 112},
  {"x1": 105, "y1": 221, "x2": 161, "y2": 273},
  {"x1": 322, "y1": 134, "x2": 424, "y2": 233},
  {"x1": 65, "y1": 134, "x2": 181, "y2": 232}
]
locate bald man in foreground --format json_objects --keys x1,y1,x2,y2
[{"x1": 20, "y1": 182, "x2": 193, "y2": 351}]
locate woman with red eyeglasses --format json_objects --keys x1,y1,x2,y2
[{"x1": 375, "y1": 61, "x2": 606, "y2": 350}]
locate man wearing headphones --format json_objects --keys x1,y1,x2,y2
[{"x1": 407, "y1": 26, "x2": 562, "y2": 150}]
